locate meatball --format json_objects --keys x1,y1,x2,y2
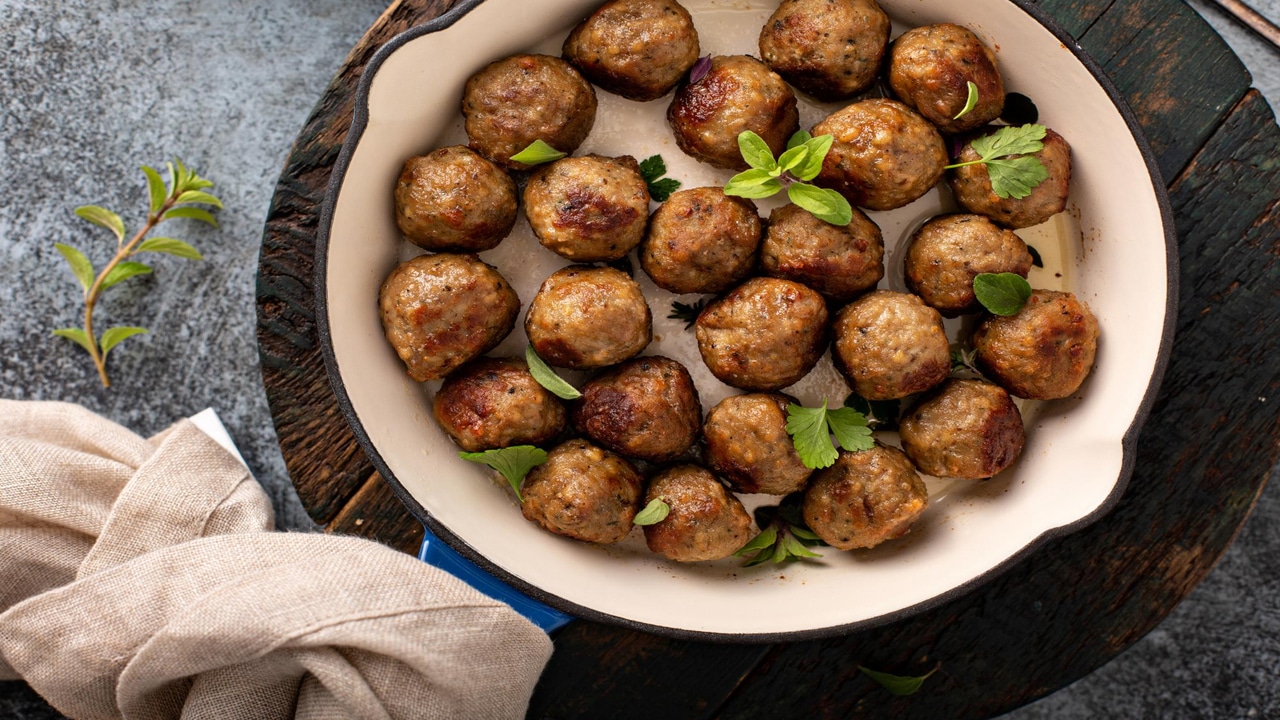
[
  {"x1": 462, "y1": 54, "x2": 597, "y2": 170},
  {"x1": 643, "y1": 465, "x2": 753, "y2": 562},
  {"x1": 703, "y1": 393, "x2": 812, "y2": 495},
  {"x1": 949, "y1": 127, "x2": 1072, "y2": 228},
  {"x1": 394, "y1": 146, "x2": 517, "y2": 252},
  {"x1": 812, "y1": 98, "x2": 948, "y2": 211},
  {"x1": 760, "y1": 203, "x2": 884, "y2": 303},
  {"x1": 904, "y1": 214, "x2": 1034, "y2": 317},
  {"x1": 888, "y1": 23, "x2": 1004, "y2": 135},
  {"x1": 562, "y1": 0, "x2": 700, "y2": 101},
  {"x1": 758, "y1": 0, "x2": 890, "y2": 101},
  {"x1": 899, "y1": 379, "x2": 1025, "y2": 479},
  {"x1": 695, "y1": 278, "x2": 829, "y2": 391},
  {"x1": 523, "y1": 154, "x2": 650, "y2": 262},
  {"x1": 640, "y1": 187, "x2": 761, "y2": 294},
  {"x1": 521, "y1": 439, "x2": 644, "y2": 544},
  {"x1": 832, "y1": 290, "x2": 950, "y2": 400},
  {"x1": 432, "y1": 357, "x2": 567, "y2": 452},
  {"x1": 972, "y1": 289, "x2": 1099, "y2": 399},
  {"x1": 572, "y1": 356, "x2": 701, "y2": 462},
  {"x1": 378, "y1": 254, "x2": 519, "y2": 382},
  {"x1": 525, "y1": 265, "x2": 651, "y2": 369},
  {"x1": 667, "y1": 55, "x2": 800, "y2": 170},
  {"x1": 803, "y1": 445, "x2": 928, "y2": 550}
]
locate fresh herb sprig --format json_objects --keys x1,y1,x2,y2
[
  {"x1": 459, "y1": 445, "x2": 547, "y2": 502},
  {"x1": 633, "y1": 497, "x2": 670, "y2": 526},
  {"x1": 785, "y1": 400, "x2": 875, "y2": 470},
  {"x1": 973, "y1": 272, "x2": 1032, "y2": 315},
  {"x1": 525, "y1": 344, "x2": 581, "y2": 399},
  {"x1": 53, "y1": 159, "x2": 220, "y2": 387},
  {"x1": 735, "y1": 493, "x2": 826, "y2": 566},
  {"x1": 668, "y1": 298, "x2": 708, "y2": 329},
  {"x1": 954, "y1": 81, "x2": 979, "y2": 120},
  {"x1": 945, "y1": 124, "x2": 1050, "y2": 199},
  {"x1": 724, "y1": 130, "x2": 853, "y2": 226},
  {"x1": 951, "y1": 346, "x2": 983, "y2": 377},
  {"x1": 510, "y1": 140, "x2": 566, "y2": 166},
  {"x1": 639, "y1": 155, "x2": 682, "y2": 201},
  {"x1": 859, "y1": 664, "x2": 941, "y2": 696}
]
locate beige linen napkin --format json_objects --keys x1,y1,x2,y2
[{"x1": 0, "y1": 400, "x2": 552, "y2": 719}]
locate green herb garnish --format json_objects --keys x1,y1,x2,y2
[
  {"x1": 973, "y1": 272, "x2": 1032, "y2": 316},
  {"x1": 638, "y1": 155, "x2": 682, "y2": 202},
  {"x1": 844, "y1": 393, "x2": 900, "y2": 431},
  {"x1": 668, "y1": 298, "x2": 708, "y2": 330},
  {"x1": 510, "y1": 140, "x2": 566, "y2": 166},
  {"x1": 459, "y1": 445, "x2": 548, "y2": 502},
  {"x1": 723, "y1": 130, "x2": 852, "y2": 226},
  {"x1": 785, "y1": 400, "x2": 875, "y2": 470},
  {"x1": 950, "y1": 346, "x2": 982, "y2": 377},
  {"x1": 945, "y1": 124, "x2": 1050, "y2": 199},
  {"x1": 53, "y1": 159, "x2": 220, "y2": 387},
  {"x1": 954, "y1": 81, "x2": 979, "y2": 120},
  {"x1": 859, "y1": 664, "x2": 940, "y2": 696},
  {"x1": 736, "y1": 493, "x2": 826, "y2": 566},
  {"x1": 525, "y1": 344, "x2": 581, "y2": 399},
  {"x1": 633, "y1": 498, "x2": 670, "y2": 525}
]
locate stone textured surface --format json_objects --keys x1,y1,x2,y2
[{"x1": 0, "y1": 0, "x2": 1275, "y2": 718}]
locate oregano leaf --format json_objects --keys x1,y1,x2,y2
[
  {"x1": 973, "y1": 272, "x2": 1032, "y2": 316},
  {"x1": 459, "y1": 445, "x2": 548, "y2": 502},
  {"x1": 633, "y1": 498, "x2": 670, "y2": 525},
  {"x1": 525, "y1": 344, "x2": 581, "y2": 400}
]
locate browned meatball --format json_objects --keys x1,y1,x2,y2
[
  {"x1": 972, "y1": 289, "x2": 1099, "y2": 399},
  {"x1": 643, "y1": 465, "x2": 753, "y2": 562},
  {"x1": 523, "y1": 155, "x2": 650, "y2": 262},
  {"x1": 525, "y1": 265, "x2": 651, "y2": 369},
  {"x1": 463, "y1": 54, "x2": 598, "y2": 170},
  {"x1": 562, "y1": 0, "x2": 700, "y2": 101},
  {"x1": 949, "y1": 127, "x2": 1072, "y2": 228},
  {"x1": 521, "y1": 439, "x2": 644, "y2": 544},
  {"x1": 667, "y1": 55, "x2": 799, "y2": 170},
  {"x1": 812, "y1": 98, "x2": 948, "y2": 211},
  {"x1": 703, "y1": 393, "x2": 812, "y2": 495},
  {"x1": 803, "y1": 445, "x2": 928, "y2": 550},
  {"x1": 572, "y1": 356, "x2": 701, "y2": 462},
  {"x1": 888, "y1": 23, "x2": 1004, "y2": 135},
  {"x1": 432, "y1": 357, "x2": 566, "y2": 452},
  {"x1": 695, "y1": 278, "x2": 829, "y2": 391},
  {"x1": 758, "y1": 0, "x2": 890, "y2": 101},
  {"x1": 394, "y1": 146, "x2": 517, "y2": 252},
  {"x1": 832, "y1": 290, "x2": 950, "y2": 400},
  {"x1": 640, "y1": 187, "x2": 761, "y2": 294},
  {"x1": 904, "y1": 214, "x2": 1033, "y2": 317},
  {"x1": 899, "y1": 379, "x2": 1025, "y2": 479},
  {"x1": 760, "y1": 203, "x2": 884, "y2": 303},
  {"x1": 378, "y1": 254, "x2": 519, "y2": 382}
]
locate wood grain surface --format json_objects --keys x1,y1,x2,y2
[{"x1": 254, "y1": 0, "x2": 1280, "y2": 716}]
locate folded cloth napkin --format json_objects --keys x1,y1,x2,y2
[{"x1": 0, "y1": 400, "x2": 552, "y2": 720}]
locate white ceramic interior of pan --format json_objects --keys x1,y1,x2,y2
[{"x1": 324, "y1": 0, "x2": 1168, "y2": 635}]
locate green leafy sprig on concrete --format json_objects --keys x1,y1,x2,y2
[
  {"x1": 723, "y1": 130, "x2": 853, "y2": 226},
  {"x1": 53, "y1": 160, "x2": 221, "y2": 387},
  {"x1": 945, "y1": 124, "x2": 1050, "y2": 199}
]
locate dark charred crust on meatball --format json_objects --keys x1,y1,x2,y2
[
  {"x1": 802, "y1": 445, "x2": 928, "y2": 550},
  {"x1": 525, "y1": 265, "x2": 652, "y2": 369},
  {"x1": 760, "y1": 203, "x2": 884, "y2": 303},
  {"x1": 758, "y1": 0, "x2": 891, "y2": 101},
  {"x1": 948, "y1": 128, "x2": 1072, "y2": 228},
  {"x1": 899, "y1": 379, "x2": 1025, "y2": 479},
  {"x1": 831, "y1": 290, "x2": 950, "y2": 400},
  {"x1": 394, "y1": 146, "x2": 518, "y2": 252},
  {"x1": 572, "y1": 356, "x2": 702, "y2": 462},
  {"x1": 640, "y1": 187, "x2": 762, "y2": 294},
  {"x1": 972, "y1": 289, "x2": 1099, "y2": 399},
  {"x1": 703, "y1": 392, "x2": 812, "y2": 495},
  {"x1": 904, "y1": 213, "x2": 1034, "y2": 317},
  {"x1": 562, "y1": 0, "x2": 701, "y2": 101},
  {"x1": 432, "y1": 357, "x2": 567, "y2": 452},
  {"x1": 888, "y1": 23, "x2": 1004, "y2": 134},
  {"x1": 643, "y1": 464, "x2": 753, "y2": 562},
  {"x1": 521, "y1": 438, "x2": 644, "y2": 544}
]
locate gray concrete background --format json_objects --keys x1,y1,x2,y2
[{"x1": 0, "y1": 0, "x2": 1275, "y2": 717}]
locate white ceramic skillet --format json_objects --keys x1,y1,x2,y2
[{"x1": 316, "y1": 0, "x2": 1177, "y2": 640}]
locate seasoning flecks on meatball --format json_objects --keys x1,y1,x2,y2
[
  {"x1": 695, "y1": 277, "x2": 829, "y2": 392},
  {"x1": 463, "y1": 54, "x2": 598, "y2": 170},
  {"x1": 524, "y1": 154, "x2": 650, "y2": 262},
  {"x1": 803, "y1": 445, "x2": 928, "y2": 550},
  {"x1": 521, "y1": 439, "x2": 644, "y2": 544},
  {"x1": 832, "y1": 290, "x2": 950, "y2": 400},
  {"x1": 640, "y1": 186, "x2": 762, "y2": 294},
  {"x1": 899, "y1": 379, "x2": 1025, "y2": 479},
  {"x1": 758, "y1": 0, "x2": 891, "y2": 102},
  {"x1": 971, "y1": 289, "x2": 1099, "y2": 400},
  {"x1": 904, "y1": 214, "x2": 1034, "y2": 317},
  {"x1": 812, "y1": 98, "x2": 948, "y2": 211},
  {"x1": 949, "y1": 127, "x2": 1072, "y2": 229},
  {"x1": 432, "y1": 357, "x2": 567, "y2": 452},
  {"x1": 562, "y1": 0, "x2": 701, "y2": 101},
  {"x1": 760, "y1": 203, "x2": 884, "y2": 303},
  {"x1": 394, "y1": 146, "x2": 517, "y2": 253},
  {"x1": 525, "y1": 265, "x2": 652, "y2": 369},
  {"x1": 888, "y1": 23, "x2": 1004, "y2": 135},
  {"x1": 378, "y1": 254, "x2": 519, "y2": 382},
  {"x1": 572, "y1": 356, "x2": 702, "y2": 462},
  {"x1": 643, "y1": 464, "x2": 753, "y2": 562},
  {"x1": 667, "y1": 55, "x2": 800, "y2": 170},
  {"x1": 703, "y1": 393, "x2": 812, "y2": 495}
]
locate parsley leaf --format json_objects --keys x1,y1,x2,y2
[
  {"x1": 510, "y1": 140, "x2": 566, "y2": 166},
  {"x1": 459, "y1": 445, "x2": 548, "y2": 502},
  {"x1": 638, "y1": 154, "x2": 682, "y2": 201},
  {"x1": 633, "y1": 498, "x2": 670, "y2": 525},
  {"x1": 525, "y1": 344, "x2": 581, "y2": 399},
  {"x1": 973, "y1": 272, "x2": 1032, "y2": 315},
  {"x1": 954, "y1": 81, "x2": 979, "y2": 120},
  {"x1": 945, "y1": 124, "x2": 1050, "y2": 199},
  {"x1": 668, "y1": 298, "x2": 708, "y2": 329},
  {"x1": 859, "y1": 664, "x2": 940, "y2": 696},
  {"x1": 785, "y1": 400, "x2": 874, "y2": 470}
]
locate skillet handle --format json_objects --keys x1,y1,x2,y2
[{"x1": 417, "y1": 525, "x2": 575, "y2": 634}]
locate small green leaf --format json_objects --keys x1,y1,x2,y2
[
  {"x1": 737, "y1": 131, "x2": 778, "y2": 171},
  {"x1": 100, "y1": 326, "x2": 148, "y2": 357},
  {"x1": 459, "y1": 445, "x2": 547, "y2": 502},
  {"x1": 142, "y1": 166, "x2": 167, "y2": 215},
  {"x1": 633, "y1": 498, "x2": 670, "y2": 526},
  {"x1": 790, "y1": 525, "x2": 822, "y2": 542},
  {"x1": 786, "y1": 401, "x2": 839, "y2": 470},
  {"x1": 826, "y1": 407, "x2": 874, "y2": 453},
  {"x1": 987, "y1": 156, "x2": 1050, "y2": 199},
  {"x1": 525, "y1": 344, "x2": 581, "y2": 400},
  {"x1": 174, "y1": 190, "x2": 223, "y2": 208},
  {"x1": 734, "y1": 525, "x2": 779, "y2": 557},
  {"x1": 971, "y1": 124, "x2": 1046, "y2": 160},
  {"x1": 165, "y1": 161, "x2": 177, "y2": 196},
  {"x1": 101, "y1": 261, "x2": 152, "y2": 290},
  {"x1": 53, "y1": 327, "x2": 95, "y2": 354},
  {"x1": 1027, "y1": 244, "x2": 1044, "y2": 268},
  {"x1": 786, "y1": 130, "x2": 812, "y2": 151},
  {"x1": 648, "y1": 177, "x2": 681, "y2": 202},
  {"x1": 724, "y1": 168, "x2": 783, "y2": 199},
  {"x1": 161, "y1": 206, "x2": 219, "y2": 227},
  {"x1": 792, "y1": 134, "x2": 834, "y2": 181},
  {"x1": 781, "y1": 531, "x2": 823, "y2": 558},
  {"x1": 787, "y1": 183, "x2": 852, "y2": 226},
  {"x1": 638, "y1": 155, "x2": 666, "y2": 183},
  {"x1": 776, "y1": 143, "x2": 810, "y2": 174},
  {"x1": 74, "y1": 206, "x2": 125, "y2": 241},
  {"x1": 859, "y1": 665, "x2": 940, "y2": 696},
  {"x1": 54, "y1": 243, "x2": 95, "y2": 292},
  {"x1": 509, "y1": 140, "x2": 566, "y2": 166},
  {"x1": 973, "y1": 272, "x2": 1032, "y2": 316},
  {"x1": 137, "y1": 237, "x2": 203, "y2": 260},
  {"x1": 954, "y1": 81, "x2": 979, "y2": 120},
  {"x1": 668, "y1": 298, "x2": 708, "y2": 330}
]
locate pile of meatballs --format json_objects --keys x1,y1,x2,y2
[{"x1": 377, "y1": 0, "x2": 1100, "y2": 564}]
